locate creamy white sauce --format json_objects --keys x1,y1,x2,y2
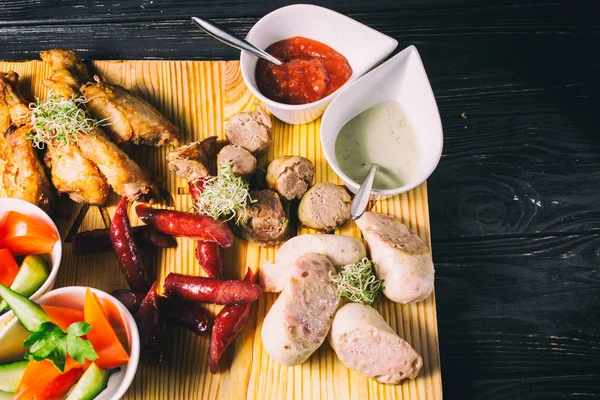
[{"x1": 335, "y1": 101, "x2": 420, "y2": 190}]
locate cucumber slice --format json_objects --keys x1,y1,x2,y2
[
  {"x1": 65, "y1": 363, "x2": 114, "y2": 400},
  {"x1": 0, "y1": 284, "x2": 51, "y2": 332},
  {"x1": 0, "y1": 255, "x2": 50, "y2": 313},
  {"x1": 0, "y1": 360, "x2": 28, "y2": 393}
]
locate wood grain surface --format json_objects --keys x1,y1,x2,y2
[
  {"x1": 0, "y1": 59, "x2": 442, "y2": 399},
  {"x1": 1, "y1": 0, "x2": 600, "y2": 398}
]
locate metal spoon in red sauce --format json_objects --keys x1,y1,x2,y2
[{"x1": 256, "y1": 37, "x2": 353, "y2": 105}]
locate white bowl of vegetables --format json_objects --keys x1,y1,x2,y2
[
  {"x1": 0, "y1": 198, "x2": 62, "y2": 327},
  {"x1": 0, "y1": 286, "x2": 140, "y2": 399}
]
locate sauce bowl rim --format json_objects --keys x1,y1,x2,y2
[
  {"x1": 320, "y1": 45, "x2": 444, "y2": 196},
  {"x1": 240, "y1": 3, "x2": 398, "y2": 111}
]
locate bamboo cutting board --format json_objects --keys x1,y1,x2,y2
[{"x1": 0, "y1": 59, "x2": 442, "y2": 400}]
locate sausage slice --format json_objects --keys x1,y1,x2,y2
[
  {"x1": 217, "y1": 144, "x2": 257, "y2": 178},
  {"x1": 261, "y1": 253, "x2": 339, "y2": 366},
  {"x1": 266, "y1": 156, "x2": 315, "y2": 201},
  {"x1": 231, "y1": 189, "x2": 289, "y2": 246},
  {"x1": 225, "y1": 105, "x2": 272, "y2": 154},
  {"x1": 298, "y1": 182, "x2": 351, "y2": 232},
  {"x1": 166, "y1": 136, "x2": 217, "y2": 181},
  {"x1": 329, "y1": 303, "x2": 423, "y2": 384}
]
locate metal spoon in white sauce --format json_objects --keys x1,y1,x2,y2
[{"x1": 351, "y1": 163, "x2": 379, "y2": 220}]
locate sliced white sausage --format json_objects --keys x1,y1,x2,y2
[
  {"x1": 261, "y1": 253, "x2": 339, "y2": 366},
  {"x1": 259, "y1": 234, "x2": 366, "y2": 292},
  {"x1": 329, "y1": 303, "x2": 423, "y2": 384},
  {"x1": 355, "y1": 212, "x2": 434, "y2": 304}
]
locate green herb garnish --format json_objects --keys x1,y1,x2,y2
[
  {"x1": 331, "y1": 258, "x2": 384, "y2": 305},
  {"x1": 27, "y1": 94, "x2": 104, "y2": 149},
  {"x1": 23, "y1": 321, "x2": 98, "y2": 372},
  {"x1": 191, "y1": 163, "x2": 254, "y2": 223}
]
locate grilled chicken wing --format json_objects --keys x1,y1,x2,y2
[
  {"x1": 81, "y1": 79, "x2": 180, "y2": 147},
  {"x1": 40, "y1": 51, "x2": 110, "y2": 205},
  {"x1": 0, "y1": 72, "x2": 53, "y2": 212},
  {"x1": 41, "y1": 49, "x2": 158, "y2": 202}
]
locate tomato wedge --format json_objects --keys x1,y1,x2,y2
[
  {"x1": 0, "y1": 211, "x2": 58, "y2": 256},
  {"x1": 84, "y1": 288, "x2": 130, "y2": 369},
  {"x1": 0, "y1": 248, "x2": 19, "y2": 287},
  {"x1": 41, "y1": 305, "x2": 85, "y2": 331},
  {"x1": 14, "y1": 358, "x2": 86, "y2": 400}
]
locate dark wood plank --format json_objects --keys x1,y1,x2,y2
[
  {"x1": 0, "y1": 4, "x2": 597, "y2": 117},
  {"x1": 428, "y1": 112, "x2": 600, "y2": 238},
  {"x1": 434, "y1": 233, "x2": 600, "y2": 398},
  {"x1": 0, "y1": 0, "x2": 588, "y2": 23}
]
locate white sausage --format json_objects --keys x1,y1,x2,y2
[
  {"x1": 329, "y1": 303, "x2": 423, "y2": 384},
  {"x1": 355, "y1": 212, "x2": 434, "y2": 304},
  {"x1": 259, "y1": 234, "x2": 366, "y2": 292},
  {"x1": 261, "y1": 253, "x2": 339, "y2": 366}
]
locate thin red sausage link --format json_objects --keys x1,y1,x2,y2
[
  {"x1": 196, "y1": 241, "x2": 224, "y2": 278},
  {"x1": 189, "y1": 180, "x2": 225, "y2": 278},
  {"x1": 74, "y1": 226, "x2": 176, "y2": 257},
  {"x1": 208, "y1": 268, "x2": 256, "y2": 374},
  {"x1": 112, "y1": 289, "x2": 211, "y2": 336},
  {"x1": 109, "y1": 197, "x2": 151, "y2": 292},
  {"x1": 136, "y1": 204, "x2": 234, "y2": 249},
  {"x1": 163, "y1": 273, "x2": 261, "y2": 305},
  {"x1": 159, "y1": 296, "x2": 211, "y2": 336},
  {"x1": 111, "y1": 289, "x2": 145, "y2": 314},
  {"x1": 141, "y1": 227, "x2": 178, "y2": 249},
  {"x1": 134, "y1": 281, "x2": 163, "y2": 364}
]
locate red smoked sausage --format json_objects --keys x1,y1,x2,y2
[
  {"x1": 189, "y1": 180, "x2": 225, "y2": 278},
  {"x1": 208, "y1": 268, "x2": 256, "y2": 373},
  {"x1": 74, "y1": 226, "x2": 176, "y2": 257},
  {"x1": 136, "y1": 204, "x2": 234, "y2": 248},
  {"x1": 109, "y1": 197, "x2": 151, "y2": 292},
  {"x1": 134, "y1": 281, "x2": 163, "y2": 363},
  {"x1": 163, "y1": 273, "x2": 261, "y2": 305}
]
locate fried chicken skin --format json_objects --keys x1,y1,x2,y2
[
  {"x1": 81, "y1": 79, "x2": 180, "y2": 147},
  {"x1": 0, "y1": 72, "x2": 53, "y2": 212},
  {"x1": 41, "y1": 50, "x2": 90, "y2": 99},
  {"x1": 41, "y1": 49, "x2": 158, "y2": 202},
  {"x1": 3, "y1": 124, "x2": 53, "y2": 211},
  {"x1": 40, "y1": 50, "x2": 110, "y2": 205}
]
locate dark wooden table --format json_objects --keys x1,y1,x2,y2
[{"x1": 2, "y1": 0, "x2": 599, "y2": 398}]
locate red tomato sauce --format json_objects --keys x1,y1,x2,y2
[{"x1": 255, "y1": 37, "x2": 353, "y2": 105}]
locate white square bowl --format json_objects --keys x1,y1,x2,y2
[
  {"x1": 320, "y1": 45, "x2": 444, "y2": 197},
  {"x1": 241, "y1": 4, "x2": 398, "y2": 125}
]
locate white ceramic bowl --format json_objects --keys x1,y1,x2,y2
[
  {"x1": 321, "y1": 45, "x2": 444, "y2": 197},
  {"x1": 0, "y1": 198, "x2": 62, "y2": 325},
  {"x1": 240, "y1": 4, "x2": 398, "y2": 125},
  {"x1": 0, "y1": 286, "x2": 140, "y2": 399}
]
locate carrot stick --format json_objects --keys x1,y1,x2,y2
[
  {"x1": 41, "y1": 305, "x2": 84, "y2": 331},
  {"x1": 14, "y1": 358, "x2": 84, "y2": 400},
  {"x1": 84, "y1": 288, "x2": 130, "y2": 369},
  {"x1": 0, "y1": 248, "x2": 19, "y2": 287}
]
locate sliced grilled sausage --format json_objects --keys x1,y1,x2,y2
[
  {"x1": 231, "y1": 189, "x2": 289, "y2": 247},
  {"x1": 217, "y1": 144, "x2": 257, "y2": 178},
  {"x1": 298, "y1": 182, "x2": 351, "y2": 232},
  {"x1": 266, "y1": 156, "x2": 315, "y2": 201},
  {"x1": 225, "y1": 105, "x2": 272, "y2": 154},
  {"x1": 166, "y1": 136, "x2": 217, "y2": 181}
]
